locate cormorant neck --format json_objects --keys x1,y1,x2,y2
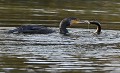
[
  {"x1": 90, "y1": 21, "x2": 101, "y2": 35},
  {"x1": 59, "y1": 19, "x2": 70, "y2": 35}
]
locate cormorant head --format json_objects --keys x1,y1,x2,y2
[{"x1": 59, "y1": 17, "x2": 90, "y2": 35}]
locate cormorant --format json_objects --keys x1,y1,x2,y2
[
  {"x1": 8, "y1": 25, "x2": 55, "y2": 34},
  {"x1": 8, "y1": 17, "x2": 101, "y2": 35}
]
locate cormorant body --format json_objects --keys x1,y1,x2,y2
[
  {"x1": 8, "y1": 17, "x2": 101, "y2": 35},
  {"x1": 8, "y1": 25, "x2": 55, "y2": 34}
]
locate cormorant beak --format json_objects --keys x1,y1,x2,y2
[
  {"x1": 70, "y1": 20, "x2": 90, "y2": 25},
  {"x1": 77, "y1": 20, "x2": 90, "y2": 24}
]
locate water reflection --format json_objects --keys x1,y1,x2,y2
[{"x1": 0, "y1": 56, "x2": 28, "y2": 73}]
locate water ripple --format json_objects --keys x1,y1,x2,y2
[{"x1": 0, "y1": 27, "x2": 120, "y2": 73}]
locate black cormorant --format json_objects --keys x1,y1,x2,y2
[
  {"x1": 8, "y1": 25, "x2": 55, "y2": 34},
  {"x1": 8, "y1": 17, "x2": 101, "y2": 35}
]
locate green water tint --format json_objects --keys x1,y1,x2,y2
[
  {"x1": 0, "y1": 0, "x2": 120, "y2": 30},
  {"x1": 0, "y1": 0, "x2": 120, "y2": 73}
]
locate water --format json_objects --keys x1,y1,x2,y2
[
  {"x1": 0, "y1": 27, "x2": 120, "y2": 73},
  {"x1": 0, "y1": 0, "x2": 120, "y2": 73},
  {"x1": 0, "y1": 0, "x2": 120, "y2": 29}
]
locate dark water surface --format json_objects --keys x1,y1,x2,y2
[
  {"x1": 0, "y1": 0, "x2": 120, "y2": 73},
  {"x1": 0, "y1": 0, "x2": 120, "y2": 29}
]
